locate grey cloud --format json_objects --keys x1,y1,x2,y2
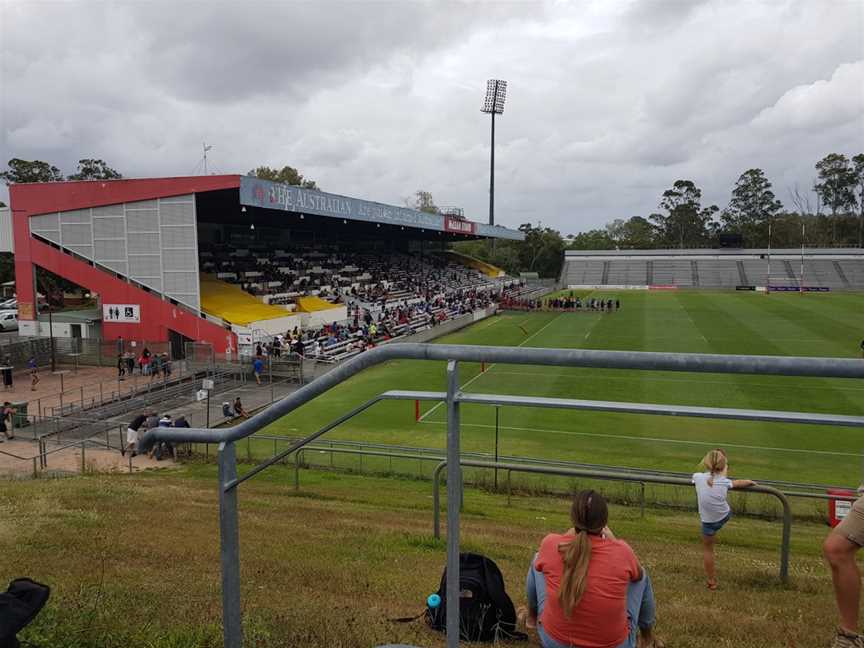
[{"x1": 1, "y1": 0, "x2": 862, "y2": 234}]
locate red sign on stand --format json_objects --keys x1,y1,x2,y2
[{"x1": 444, "y1": 217, "x2": 476, "y2": 235}]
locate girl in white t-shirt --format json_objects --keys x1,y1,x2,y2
[{"x1": 692, "y1": 449, "x2": 755, "y2": 590}]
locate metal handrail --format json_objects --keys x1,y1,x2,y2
[
  {"x1": 134, "y1": 343, "x2": 864, "y2": 648},
  {"x1": 262, "y1": 434, "x2": 859, "y2": 495},
  {"x1": 430, "y1": 459, "x2": 793, "y2": 582},
  {"x1": 281, "y1": 441, "x2": 859, "y2": 508}
]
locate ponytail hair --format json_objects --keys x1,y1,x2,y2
[
  {"x1": 701, "y1": 448, "x2": 727, "y2": 487},
  {"x1": 558, "y1": 490, "x2": 608, "y2": 617}
]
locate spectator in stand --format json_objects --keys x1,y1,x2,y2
[
  {"x1": 162, "y1": 354, "x2": 172, "y2": 378},
  {"x1": 117, "y1": 353, "x2": 126, "y2": 381},
  {"x1": 255, "y1": 343, "x2": 263, "y2": 358},
  {"x1": 233, "y1": 397, "x2": 248, "y2": 418},
  {"x1": 273, "y1": 337, "x2": 282, "y2": 358},
  {"x1": 522, "y1": 490, "x2": 664, "y2": 648},
  {"x1": 125, "y1": 352, "x2": 135, "y2": 377}
]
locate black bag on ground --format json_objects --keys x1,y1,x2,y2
[
  {"x1": 426, "y1": 553, "x2": 526, "y2": 642},
  {"x1": 0, "y1": 578, "x2": 51, "y2": 648}
]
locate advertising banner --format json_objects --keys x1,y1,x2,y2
[{"x1": 444, "y1": 217, "x2": 476, "y2": 235}]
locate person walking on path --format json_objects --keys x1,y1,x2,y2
[
  {"x1": 253, "y1": 356, "x2": 264, "y2": 386},
  {"x1": 1, "y1": 357, "x2": 12, "y2": 391},
  {"x1": 28, "y1": 357, "x2": 39, "y2": 391}
]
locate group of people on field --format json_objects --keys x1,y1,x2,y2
[{"x1": 502, "y1": 295, "x2": 621, "y2": 312}]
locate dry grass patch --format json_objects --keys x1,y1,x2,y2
[{"x1": 0, "y1": 464, "x2": 838, "y2": 647}]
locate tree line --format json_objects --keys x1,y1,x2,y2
[{"x1": 571, "y1": 153, "x2": 864, "y2": 250}]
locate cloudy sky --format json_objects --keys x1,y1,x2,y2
[{"x1": 1, "y1": 0, "x2": 862, "y2": 234}]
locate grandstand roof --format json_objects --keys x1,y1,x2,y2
[
  {"x1": 9, "y1": 175, "x2": 524, "y2": 242},
  {"x1": 238, "y1": 176, "x2": 523, "y2": 241}
]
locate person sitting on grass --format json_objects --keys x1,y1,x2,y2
[
  {"x1": 692, "y1": 448, "x2": 755, "y2": 591},
  {"x1": 521, "y1": 489, "x2": 664, "y2": 648}
]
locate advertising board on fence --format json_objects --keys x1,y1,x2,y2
[
  {"x1": 768, "y1": 286, "x2": 831, "y2": 293},
  {"x1": 567, "y1": 285, "x2": 649, "y2": 290}
]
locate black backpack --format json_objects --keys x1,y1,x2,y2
[{"x1": 426, "y1": 553, "x2": 526, "y2": 642}]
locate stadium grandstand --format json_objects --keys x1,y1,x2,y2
[
  {"x1": 562, "y1": 248, "x2": 864, "y2": 291},
  {"x1": 6, "y1": 175, "x2": 528, "y2": 359}
]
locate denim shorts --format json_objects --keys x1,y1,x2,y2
[{"x1": 701, "y1": 512, "x2": 731, "y2": 536}]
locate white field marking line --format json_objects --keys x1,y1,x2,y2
[
  {"x1": 476, "y1": 371, "x2": 864, "y2": 393},
  {"x1": 418, "y1": 313, "x2": 564, "y2": 422},
  {"x1": 675, "y1": 297, "x2": 708, "y2": 343},
  {"x1": 418, "y1": 420, "x2": 864, "y2": 457}
]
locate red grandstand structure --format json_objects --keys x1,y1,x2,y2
[{"x1": 9, "y1": 175, "x2": 523, "y2": 356}]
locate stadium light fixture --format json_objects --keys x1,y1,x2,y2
[{"x1": 481, "y1": 79, "x2": 507, "y2": 232}]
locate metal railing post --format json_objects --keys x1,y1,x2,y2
[
  {"x1": 640, "y1": 482, "x2": 645, "y2": 518},
  {"x1": 445, "y1": 360, "x2": 461, "y2": 648},
  {"x1": 776, "y1": 489, "x2": 792, "y2": 584},
  {"x1": 81, "y1": 441, "x2": 86, "y2": 473},
  {"x1": 218, "y1": 442, "x2": 243, "y2": 648}
]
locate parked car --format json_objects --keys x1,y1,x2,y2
[{"x1": 0, "y1": 311, "x2": 18, "y2": 332}]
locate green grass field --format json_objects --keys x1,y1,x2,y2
[
  {"x1": 4, "y1": 290, "x2": 862, "y2": 648},
  {"x1": 263, "y1": 290, "x2": 864, "y2": 486}
]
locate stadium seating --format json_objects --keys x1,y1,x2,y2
[{"x1": 561, "y1": 253, "x2": 864, "y2": 290}]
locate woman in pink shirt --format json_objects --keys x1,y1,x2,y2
[{"x1": 524, "y1": 490, "x2": 664, "y2": 648}]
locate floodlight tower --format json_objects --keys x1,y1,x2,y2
[{"x1": 481, "y1": 80, "x2": 507, "y2": 232}]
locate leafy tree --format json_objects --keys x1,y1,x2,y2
[
  {"x1": 852, "y1": 153, "x2": 864, "y2": 248},
  {"x1": 0, "y1": 158, "x2": 63, "y2": 184},
  {"x1": 722, "y1": 169, "x2": 783, "y2": 247},
  {"x1": 411, "y1": 190, "x2": 439, "y2": 214},
  {"x1": 605, "y1": 216, "x2": 656, "y2": 249},
  {"x1": 651, "y1": 180, "x2": 718, "y2": 248},
  {"x1": 248, "y1": 165, "x2": 318, "y2": 190},
  {"x1": 517, "y1": 223, "x2": 566, "y2": 277},
  {"x1": 814, "y1": 153, "x2": 856, "y2": 244},
  {"x1": 568, "y1": 229, "x2": 615, "y2": 250},
  {"x1": 67, "y1": 158, "x2": 122, "y2": 180}
]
